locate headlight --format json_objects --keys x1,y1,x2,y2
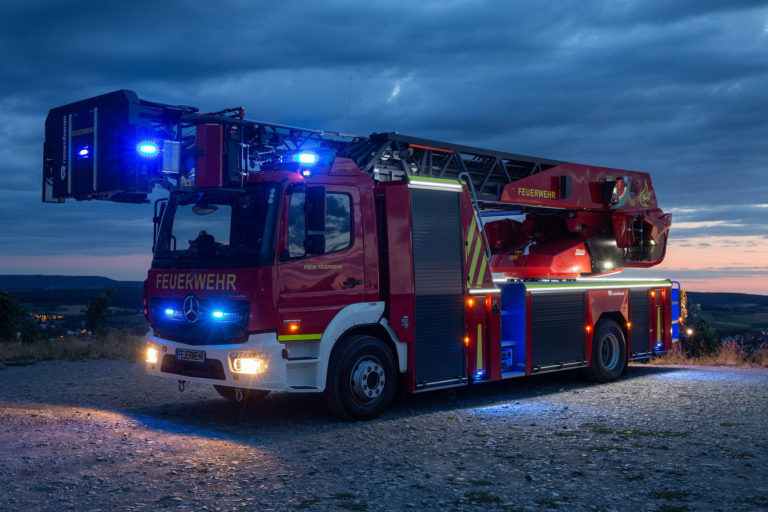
[{"x1": 230, "y1": 351, "x2": 268, "y2": 375}]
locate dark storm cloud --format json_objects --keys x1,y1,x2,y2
[{"x1": 0, "y1": 0, "x2": 767, "y2": 277}]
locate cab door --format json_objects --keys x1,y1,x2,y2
[{"x1": 276, "y1": 184, "x2": 366, "y2": 341}]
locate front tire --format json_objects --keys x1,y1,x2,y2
[
  {"x1": 326, "y1": 335, "x2": 396, "y2": 421},
  {"x1": 213, "y1": 385, "x2": 269, "y2": 403},
  {"x1": 586, "y1": 319, "x2": 626, "y2": 382}
]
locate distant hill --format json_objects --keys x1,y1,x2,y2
[
  {"x1": 0, "y1": 275, "x2": 142, "y2": 290},
  {"x1": 686, "y1": 292, "x2": 768, "y2": 332},
  {"x1": 687, "y1": 292, "x2": 768, "y2": 310},
  {"x1": 0, "y1": 275, "x2": 143, "y2": 311}
]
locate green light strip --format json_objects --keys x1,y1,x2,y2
[
  {"x1": 277, "y1": 334, "x2": 323, "y2": 341},
  {"x1": 408, "y1": 176, "x2": 461, "y2": 184},
  {"x1": 526, "y1": 280, "x2": 671, "y2": 291}
]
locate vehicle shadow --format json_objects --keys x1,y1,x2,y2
[{"x1": 123, "y1": 364, "x2": 682, "y2": 441}]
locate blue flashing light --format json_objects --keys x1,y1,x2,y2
[
  {"x1": 77, "y1": 146, "x2": 90, "y2": 158},
  {"x1": 164, "y1": 308, "x2": 182, "y2": 320},
  {"x1": 295, "y1": 152, "x2": 318, "y2": 165},
  {"x1": 301, "y1": 169, "x2": 311, "y2": 177},
  {"x1": 473, "y1": 370, "x2": 486, "y2": 380},
  {"x1": 211, "y1": 310, "x2": 238, "y2": 322},
  {"x1": 137, "y1": 141, "x2": 160, "y2": 157}
]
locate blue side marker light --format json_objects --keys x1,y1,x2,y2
[
  {"x1": 295, "y1": 152, "x2": 318, "y2": 165},
  {"x1": 137, "y1": 141, "x2": 160, "y2": 157},
  {"x1": 77, "y1": 146, "x2": 90, "y2": 158}
]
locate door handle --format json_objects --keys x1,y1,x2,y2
[{"x1": 343, "y1": 278, "x2": 363, "y2": 287}]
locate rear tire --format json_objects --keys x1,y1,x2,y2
[
  {"x1": 326, "y1": 334, "x2": 396, "y2": 421},
  {"x1": 585, "y1": 319, "x2": 626, "y2": 382},
  {"x1": 213, "y1": 385, "x2": 269, "y2": 403}
]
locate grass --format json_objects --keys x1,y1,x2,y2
[
  {"x1": 622, "y1": 429, "x2": 689, "y2": 439},
  {"x1": 534, "y1": 496, "x2": 569, "y2": 508},
  {"x1": 742, "y1": 496, "x2": 768, "y2": 509},
  {"x1": 658, "y1": 505, "x2": 691, "y2": 512},
  {"x1": 465, "y1": 491, "x2": 501, "y2": 504},
  {"x1": 650, "y1": 342, "x2": 768, "y2": 367},
  {"x1": 724, "y1": 450, "x2": 755, "y2": 459},
  {"x1": 0, "y1": 330, "x2": 144, "y2": 364},
  {"x1": 581, "y1": 423, "x2": 687, "y2": 439},
  {"x1": 337, "y1": 504, "x2": 367, "y2": 511},
  {"x1": 582, "y1": 422, "x2": 614, "y2": 434},
  {"x1": 648, "y1": 490, "x2": 691, "y2": 500},
  {"x1": 295, "y1": 498, "x2": 320, "y2": 509}
]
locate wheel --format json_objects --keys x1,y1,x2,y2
[
  {"x1": 325, "y1": 334, "x2": 397, "y2": 421},
  {"x1": 213, "y1": 385, "x2": 269, "y2": 403},
  {"x1": 585, "y1": 319, "x2": 626, "y2": 382}
]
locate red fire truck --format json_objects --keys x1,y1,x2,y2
[{"x1": 43, "y1": 90, "x2": 680, "y2": 420}]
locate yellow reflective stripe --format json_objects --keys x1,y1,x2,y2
[
  {"x1": 277, "y1": 334, "x2": 323, "y2": 341},
  {"x1": 468, "y1": 236, "x2": 482, "y2": 283},
  {"x1": 476, "y1": 323, "x2": 483, "y2": 370},
  {"x1": 466, "y1": 217, "x2": 477, "y2": 259},
  {"x1": 656, "y1": 306, "x2": 661, "y2": 342},
  {"x1": 475, "y1": 252, "x2": 488, "y2": 288}
]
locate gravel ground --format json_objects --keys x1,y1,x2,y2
[{"x1": 0, "y1": 361, "x2": 767, "y2": 512}]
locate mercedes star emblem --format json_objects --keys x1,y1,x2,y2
[{"x1": 183, "y1": 295, "x2": 200, "y2": 323}]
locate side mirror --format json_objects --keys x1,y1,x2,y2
[
  {"x1": 306, "y1": 186, "x2": 326, "y2": 232},
  {"x1": 304, "y1": 234, "x2": 326, "y2": 254}
]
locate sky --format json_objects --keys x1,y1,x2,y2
[{"x1": 0, "y1": 0, "x2": 767, "y2": 294}]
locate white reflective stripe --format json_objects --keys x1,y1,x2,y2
[
  {"x1": 469, "y1": 288, "x2": 501, "y2": 294},
  {"x1": 408, "y1": 181, "x2": 462, "y2": 192}
]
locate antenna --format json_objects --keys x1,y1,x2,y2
[{"x1": 346, "y1": 76, "x2": 352, "y2": 134}]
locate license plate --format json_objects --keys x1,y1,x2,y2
[{"x1": 176, "y1": 348, "x2": 206, "y2": 362}]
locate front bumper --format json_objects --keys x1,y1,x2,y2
[{"x1": 145, "y1": 330, "x2": 292, "y2": 391}]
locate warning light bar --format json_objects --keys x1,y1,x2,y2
[
  {"x1": 295, "y1": 152, "x2": 318, "y2": 165},
  {"x1": 137, "y1": 141, "x2": 160, "y2": 157}
]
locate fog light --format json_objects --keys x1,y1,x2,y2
[
  {"x1": 146, "y1": 347, "x2": 159, "y2": 364},
  {"x1": 230, "y1": 351, "x2": 268, "y2": 375}
]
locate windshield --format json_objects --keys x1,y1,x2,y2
[{"x1": 153, "y1": 183, "x2": 280, "y2": 269}]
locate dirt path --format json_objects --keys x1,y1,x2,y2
[{"x1": 1, "y1": 361, "x2": 767, "y2": 511}]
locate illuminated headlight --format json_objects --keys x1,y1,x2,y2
[
  {"x1": 146, "y1": 347, "x2": 159, "y2": 364},
  {"x1": 230, "y1": 351, "x2": 268, "y2": 375}
]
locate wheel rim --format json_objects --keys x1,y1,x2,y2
[
  {"x1": 600, "y1": 333, "x2": 621, "y2": 370},
  {"x1": 350, "y1": 356, "x2": 386, "y2": 403}
]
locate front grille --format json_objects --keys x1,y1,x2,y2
[
  {"x1": 150, "y1": 297, "x2": 249, "y2": 345},
  {"x1": 160, "y1": 354, "x2": 226, "y2": 380}
]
